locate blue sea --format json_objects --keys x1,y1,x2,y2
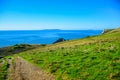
[{"x1": 0, "y1": 30, "x2": 102, "y2": 48}]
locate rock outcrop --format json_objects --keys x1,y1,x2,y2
[{"x1": 53, "y1": 38, "x2": 66, "y2": 44}]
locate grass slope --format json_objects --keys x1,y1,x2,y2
[
  {"x1": 0, "y1": 44, "x2": 42, "y2": 80},
  {"x1": 0, "y1": 28, "x2": 118, "y2": 80},
  {"x1": 0, "y1": 58, "x2": 8, "y2": 80},
  {"x1": 0, "y1": 44, "x2": 42, "y2": 58},
  {"x1": 18, "y1": 28, "x2": 120, "y2": 80}
]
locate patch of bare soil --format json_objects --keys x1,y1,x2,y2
[
  {"x1": 8, "y1": 57, "x2": 55, "y2": 80},
  {"x1": 6, "y1": 58, "x2": 14, "y2": 80}
]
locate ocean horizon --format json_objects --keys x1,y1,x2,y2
[{"x1": 0, "y1": 30, "x2": 102, "y2": 48}]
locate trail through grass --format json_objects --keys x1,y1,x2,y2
[{"x1": 19, "y1": 28, "x2": 120, "y2": 80}]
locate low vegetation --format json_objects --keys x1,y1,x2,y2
[
  {"x1": 0, "y1": 58, "x2": 9, "y2": 80},
  {"x1": 0, "y1": 44, "x2": 42, "y2": 58},
  {"x1": 0, "y1": 28, "x2": 119, "y2": 80},
  {"x1": 18, "y1": 28, "x2": 120, "y2": 80}
]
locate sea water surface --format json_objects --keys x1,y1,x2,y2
[{"x1": 0, "y1": 30, "x2": 102, "y2": 48}]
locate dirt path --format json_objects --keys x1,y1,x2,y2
[
  {"x1": 8, "y1": 56, "x2": 55, "y2": 80},
  {"x1": 6, "y1": 58, "x2": 14, "y2": 80}
]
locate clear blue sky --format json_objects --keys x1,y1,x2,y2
[{"x1": 0, "y1": 0, "x2": 120, "y2": 30}]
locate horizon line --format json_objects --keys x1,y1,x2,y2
[{"x1": 0, "y1": 29, "x2": 103, "y2": 31}]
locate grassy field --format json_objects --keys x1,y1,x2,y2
[
  {"x1": 0, "y1": 58, "x2": 9, "y2": 80},
  {"x1": 18, "y1": 28, "x2": 120, "y2": 80}
]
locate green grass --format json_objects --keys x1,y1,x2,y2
[
  {"x1": 0, "y1": 28, "x2": 119, "y2": 80},
  {"x1": 0, "y1": 44, "x2": 42, "y2": 58},
  {"x1": 16, "y1": 28, "x2": 120, "y2": 79},
  {"x1": 0, "y1": 58, "x2": 9, "y2": 80}
]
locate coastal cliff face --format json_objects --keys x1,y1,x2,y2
[
  {"x1": 102, "y1": 28, "x2": 120, "y2": 34},
  {"x1": 102, "y1": 29, "x2": 112, "y2": 34}
]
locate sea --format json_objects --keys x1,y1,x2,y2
[{"x1": 0, "y1": 30, "x2": 103, "y2": 48}]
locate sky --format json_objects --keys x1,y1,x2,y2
[{"x1": 0, "y1": 0, "x2": 120, "y2": 30}]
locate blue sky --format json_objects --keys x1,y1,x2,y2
[{"x1": 0, "y1": 0, "x2": 120, "y2": 30}]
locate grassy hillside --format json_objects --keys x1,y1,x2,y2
[
  {"x1": 18, "y1": 28, "x2": 120, "y2": 80},
  {"x1": 0, "y1": 44, "x2": 42, "y2": 80},
  {"x1": 0, "y1": 44, "x2": 42, "y2": 58},
  {"x1": 0, "y1": 58, "x2": 9, "y2": 80}
]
